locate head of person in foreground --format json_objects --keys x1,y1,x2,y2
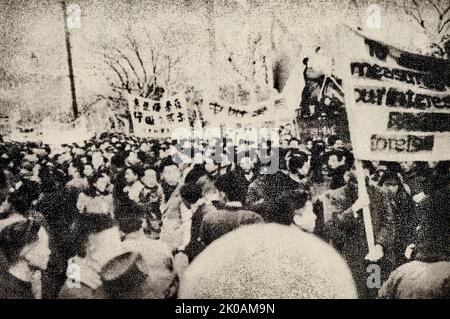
[{"x1": 178, "y1": 223, "x2": 358, "y2": 299}]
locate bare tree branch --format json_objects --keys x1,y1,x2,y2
[
  {"x1": 404, "y1": 0, "x2": 426, "y2": 29},
  {"x1": 101, "y1": 52, "x2": 130, "y2": 86},
  {"x1": 442, "y1": 3, "x2": 450, "y2": 18},
  {"x1": 439, "y1": 17, "x2": 450, "y2": 34},
  {"x1": 104, "y1": 61, "x2": 130, "y2": 92},
  {"x1": 114, "y1": 47, "x2": 143, "y2": 89},
  {"x1": 126, "y1": 34, "x2": 148, "y2": 85},
  {"x1": 430, "y1": 0, "x2": 444, "y2": 15}
]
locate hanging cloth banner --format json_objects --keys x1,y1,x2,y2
[
  {"x1": 336, "y1": 26, "x2": 450, "y2": 161},
  {"x1": 127, "y1": 94, "x2": 190, "y2": 138},
  {"x1": 203, "y1": 93, "x2": 292, "y2": 127}
]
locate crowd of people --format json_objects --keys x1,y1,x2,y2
[{"x1": 0, "y1": 130, "x2": 449, "y2": 299}]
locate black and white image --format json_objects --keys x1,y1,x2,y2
[{"x1": 0, "y1": 0, "x2": 449, "y2": 300}]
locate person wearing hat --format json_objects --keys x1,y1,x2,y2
[
  {"x1": 99, "y1": 252, "x2": 153, "y2": 299},
  {"x1": 0, "y1": 216, "x2": 51, "y2": 299}
]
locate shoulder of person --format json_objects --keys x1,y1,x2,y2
[
  {"x1": 236, "y1": 209, "x2": 264, "y2": 223},
  {"x1": 58, "y1": 280, "x2": 103, "y2": 299}
]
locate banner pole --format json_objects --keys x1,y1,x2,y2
[
  {"x1": 354, "y1": 159, "x2": 375, "y2": 253},
  {"x1": 292, "y1": 116, "x2": 300, "y2": 139}
]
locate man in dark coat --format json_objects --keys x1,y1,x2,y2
[
  {"x1": 320, "y1": 177, "x2": 395, "y2": 299},
  {"x1": 246, "y1": 152, "x2": 311, "y2": 215},
  {"x1": 378, "y1": 172, "x2": 416, "y2": 268},
  {"x1": 410, "y1": 185, "x2": 450, "y2": 262},
  {"x1": 227, "y1": 156, "x2": 257, "y2": 205}
]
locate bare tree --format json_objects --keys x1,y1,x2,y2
[
  {"x1": 96, "y1": 25, "x2": 184, "y2": 131},
  {"x1": 215, "y1": 31, "x2": 274, "y2": 105},
  {"x1": 401, "y1": 0, "x2": 450, "y2": 58}
]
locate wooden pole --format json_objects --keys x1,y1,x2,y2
[
  {"x1": 354, "y1": 159, "x2": 375, "y2": 253},
  {"x1": 61, "y1": 0, "x2": 79, "y2": 119}
]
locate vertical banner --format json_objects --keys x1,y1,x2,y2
[
  {"x1": 337, "y1": 25, "x2": 450, "y2": 255},
  {"x1": 338, "y1": 26, "x2": 450, "y2": 162}
]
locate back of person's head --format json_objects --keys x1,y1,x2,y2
[
  {"x1": 184, "y1": 164, "x2": 206, "y2": 185},
  {"x1": 116, "y1": 208, "x2": 144, "y2": 235},
  {"x1": 38, "y1": 165, "x2": 63, "y2": 193},
  {"x1": 71, "y1": 158, "x2": 84, "y2": 175},
  {"x1": 9, "y1": 180, "x2": 40, "y2": 214},
  {"x1": 125, "y1": 164, "x2": 145, "y2": 180},
  {"x1": 263, "y1": 190, "x2": 309, "y2": 225},
  {"x1": 158, "y1": 157, "x2": 177, "y2": 174},
  {"x1": 378, "y1": 171, "x2": 401, "y2": 188},
  {"x1": 0, "y1": 218, "x2": 43, "y2": 267},
  {"x1": 111, "y1": 152, "x2": 126, "y2": 169},
  {"x1": 287, "y1": 151, "x2": 309, "y2": 174},
  {"x1": 72, "y1": 213, "x2": 116, "y2": 258},
  {"x1": 386, "y1": 162, "x2": 402, "y2": 174},
  {"x1": 180, "y1": 183, "x2": 203, "y2": 207},
  {"x1": 214, "y1": 173, "x2": 240, "y2": 202},
  {"x1": 179, "y1": 223, "x2": 357, "y2": 298}
]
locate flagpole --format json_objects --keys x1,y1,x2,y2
[
  {"x1": 355, "y1": 160, "x2": 375, "y2": 253},
  {"x1": 61, "y1": 0, "x2": 79, "y2": 119}
]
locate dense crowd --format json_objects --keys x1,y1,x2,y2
[{"x1": 0, "y1": 131, "x2": 449, "y2": 299}]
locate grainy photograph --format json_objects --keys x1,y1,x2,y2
[{"x1": 0, "y1": 0, "x2": 449, "y2": 303}]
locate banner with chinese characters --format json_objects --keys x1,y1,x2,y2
[
  {"x1": 127, "y1": 94, "x2": 189, "y2": 138},
  {"x1": 337, "y1": 26, "x2": 450, "y2": 161},
  {"x1": 203, "y1": 94, "x2": 292, "y2": 127}
]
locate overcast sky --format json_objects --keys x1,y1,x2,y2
[{"x1": 0, "y1": 0, "x2": 436, "y2": 116}]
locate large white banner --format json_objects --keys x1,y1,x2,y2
[
  {"x1": 202, "y1": 94, "x2": 292, "y2": 127},
  {"x1": 338, "y1": 27, "x2": 450, "y2": 161}
]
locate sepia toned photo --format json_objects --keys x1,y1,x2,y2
[{"x1": 0, "y1": 0, "x2": 449, "y2": 303}]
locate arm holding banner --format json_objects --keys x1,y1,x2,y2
[{"x1": 354, "y1": 160, "x2": 377, "y2": 260}]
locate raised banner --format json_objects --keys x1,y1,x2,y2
[
  {"x1": 127, "y1": 94, "x2": 189, "y2": 138},
  {"x1": 338, "y1": 27, "x2": 450, "y2": 161},
  {"x1": 203, "y1": 94, "x2": 291, "y2": 127}
]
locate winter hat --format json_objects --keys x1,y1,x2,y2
[
  {"x1": 179, "y1": 223, "x2": 357, "y2": 299},
  {"x1": 100, "y1": 252, "x2": 148, "y2": 298}
]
